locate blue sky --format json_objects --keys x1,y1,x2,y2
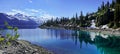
[{"x1": 0, "y1": 0, "x2": 112, "y2": 19}]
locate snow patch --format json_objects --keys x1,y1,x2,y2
[
  {"x1": 90, "y1": 20, "x2": 96, "y2": 28},
  {"x1": 112, "y1": 9, "x2": 115, "y2": 11},
  {"x1": 101, "y1": 25, "x2": 109, "y2": 29}
]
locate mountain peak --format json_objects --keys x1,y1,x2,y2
[{"x1": 14, "y1": 13, "x2": 24, "y2": 17}]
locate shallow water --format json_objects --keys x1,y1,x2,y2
[{"x1": 1, "y1": 28, "x2": 120, "y2": 54}]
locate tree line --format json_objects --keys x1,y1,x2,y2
[{"x1": 41, "y1": 0, "x2": 120, "y2": 29}]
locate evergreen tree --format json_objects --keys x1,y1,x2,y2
[
  {"x1": 79, "y1": 11, "x2": 85, "y2": 27},
  {"x1": 79, "y1": 11, "x2": 84, "y2": 20},
  {"x1": 85, "y1": 13, "x2": 89, "y2": 20},
  {"x1": 110, "y1": 0, "x2": 115, "y2": 8},
  {"x1": 76, "y1": 13, "x2": 80, "y2": 25},
  {"x1": 101, "y1": 2, "x2": 105, "y2": 10},
  {"x1": 106, "y1": 1, "x2": 110, "y2": 8},
  {"x1": 75, "y1": 13, "x2": 78, "y2": 19},
  {"x1": 41, "y1": 0, "x2": 120, "y2": 28},
  {"x1": 98, "y1": 7, "x2": 101, "y2": 12},
  {"x1": 116, "y1": 0, "x2": 120, "y2": 4},
  {"x1": 71, "y1": 15, "x2": 75, "y2": 24},
  {"x1": 113, "y1": 0, "x2": 120, "y2": 28}
]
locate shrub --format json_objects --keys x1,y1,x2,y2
[{"x1": 108, "y1": 22, "x2": 114, "y2": 28}]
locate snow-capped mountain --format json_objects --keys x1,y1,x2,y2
[
  {"x1": 13, "y1": 13, "x2": 43, "y2": 24},
  {"x1": 0, "y1": 13, "x2": 41, "y2": 28},
  {"x1": 13, "y1": 13, "x2": 29, "y2": 21}
]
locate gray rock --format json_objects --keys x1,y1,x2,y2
[{"x1": 0, "y1": 40, "x2": 53, "y2": 54}]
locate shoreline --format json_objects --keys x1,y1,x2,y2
[
  {"x1": 40, "y1": 26, "x2": 120, "y2": 36},
  {"x1": 18, "y1": 40, "x2": 54, "y2": 54},
  {"x1": 0, "y1": 40, "x2": 53, "y2": 54}
]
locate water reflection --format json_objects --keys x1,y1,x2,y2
[
  {"x1": 72, "y1": 31, "x2": 94, "y2": 48},
  {"x1": 42, "y1": 29, "x2": 120, "y2": 54},
  {"x1": 1, "y1": 28, "x2": 120, "y2": 54},
  {"x1": 47, "y1": 29, "x2": 74, "y2": 40},
  {"x1": 73, "y1": 30, "x2": 120, "y2": 54}
]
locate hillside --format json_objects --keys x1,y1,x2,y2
[{"x1": 40, "y1": 0, "x2": 120, "y2": 29}]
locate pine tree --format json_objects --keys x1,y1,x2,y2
[
  {"x1": 79, "y1": 11, "x2": 84, "y2": 20},
  {"x1": 79, "y1": 11, "x2": 85, "y2": 27},
  {"x1": 71, "y1": 15, "x2": 75, "y2": 24},
  {"x1": 113, "y1": 0, "x2": 120, "y2": 28},
  {"x1": 75, "y1": 13, "x2": 80, "y2": 25},
  {"x1": 101, "y1": 2, "x2": 105, "y2": 10},
  {"x1": 116, "y1": 0, "x2": 120, "y2": 4},
  {"x1": 106, "y1": 1, "x2": 110, "y2": 8},
  {"x1": 75, "y1": 13, "x2": 78, "y2": 19},
  {"x1": 110, "y1": 0, "x2": 115, "y2": 8},
  {"x1": 98, "y1": 7, "x2": 101, "y2": 12}
]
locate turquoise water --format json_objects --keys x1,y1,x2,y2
[{"x1": 1, "y1": 28, "x2": 120, "y2": 54}]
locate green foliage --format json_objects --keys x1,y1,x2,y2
[
  {"x1": 4, "y1": 21, "x2": 13, "y2": 29},
  {"x1": 0, "y1": 21, "x2": 20, "y2": 46},
  {"x1": 116, "y1": 0, "x2": 120, "y2": 4},
  {"x1": 7, "y1": 27, "x2": 19, "y2": 41},
  {"x1": 14, "y1": 33, "x2": 20, "y2": 40},
  {"x1": 6, "y1": 33, "x2": 11, "y2": 39},
  {"x1": 113, "y1": 24, "x2": 118, "y2": 29},
  {"x1": 108, "y1": 22, "x2": 114, "y2": 28},
  {"x1": 113, "y1": 22, "x2": 120, "y2": 29},
  {"x1": 110, "y1": 0, "x2": 115, "y2": 8},
  {"x1": 7, "y1": 42, "x2": 11, "y2": 46},
  {"x1": 95, "y1": 0, "x2": 118, "y2": 28},
  {"x1": 41, "y1": 0, "x2": 120, "y2": 29},
  {"x1": 14, "y1": 27, "x2": 18, "y2": 32},
  {"x1": 7, "y1": 26, "x2": 13, "y2": 29},
  {"x1": 5, "y1": 22, "x2": 19, "y2": 40},
  {"x1": 0, "y1": 38, "x2": 5, "y2": 42},
  {"x1": 113, "y1": 0, "x2": 120, "y2": 28}
]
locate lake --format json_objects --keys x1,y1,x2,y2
[{"x1": 1, "y1": 28, "x2": 120, "y2": 54}]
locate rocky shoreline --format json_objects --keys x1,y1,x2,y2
[
  {"x1": 0, "y1": 40, "x2": 53, "y2": 54},
  {"x1": 40, "y1": 26, "x2": 120, "y2": 36}
]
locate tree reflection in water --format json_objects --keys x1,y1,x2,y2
[{"x1": 72, "y1": 30, "x2": 120, "y2": 54}]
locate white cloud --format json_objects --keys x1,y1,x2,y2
[
  {"x1": 41, "y1": 13, "x2": 56, "y2": 19},
  {"x1": 28, "y1": 0, "x2": 33, "y2": 3},
  {"x1": 25, "y1": 9, "x2": 39, "y2": 13},
  {"x1": 6, "y1": 9, "x2": 56, "y2": 20},
  {"x1": 24, "y1": 9, "x2": 56, "y2": 19},
  {"x1": 7, "y1": 9, "x2": 30, "y2": 16}
]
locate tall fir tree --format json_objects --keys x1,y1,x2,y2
[
  {"x1": 113, "y1": 0, "x2": 120, "y2": 28},
  {"x1": 101, "y1": 2, "x2": 105, "y2": 10},
  {"x1": 116, "y1": 0, "x2": 120, "y2": 4},
  {"x1": 106, "y1": 1, "x2": 110, "y2": 8},
  {"x1": 110, "y1": 0, "x2": 115, "y2": 8},
  {"x1": 79, "y1": 11, "x2": 84, "y2": 20}
]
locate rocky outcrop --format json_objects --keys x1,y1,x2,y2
[{"x1": 0, "y1": 40, "x2": 53, "y2": 54}]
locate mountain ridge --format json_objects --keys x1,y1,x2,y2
[{"x1": 0, "y1": 13, "x2": 39, "y2": 28}]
